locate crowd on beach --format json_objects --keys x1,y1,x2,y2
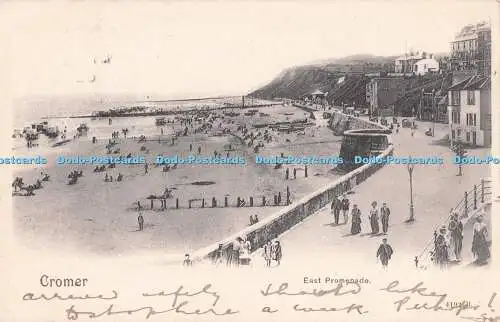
[
  {"x1": 12, "y1": 172, "x2": 50, "y2": 196},
  {"x1": 14, "y1": 103, "x2": 343, "y2": 263}
]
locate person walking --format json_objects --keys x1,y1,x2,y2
[
  {"x1": 183, "y1": 254, "x2": 193, "y2": 266},
  {"x1": 380, "y1": 202, "x2": 390, "y2": 234},
  {"x1": 240, "y1": 237, "x2": 252, "y2": 266},
  {"x1": 448, "y1": 211, "x2": 463, "y2": 261},
  {"x1": 341, "y1": 195, "x2": 350, "y2": 224},
  {"x1": 472, "y1": 214, "x2": 490, "y2": 265},
  {"x1": 350, "y1": 204, "x2": 361, "y2": 235},
  {"x1": 434, "y1": 226, "x2": 449, "y2": 269},
  {"x1": 137, "y1": 213, "x2": 144, "y2": 231},
  {"x1": 263, "y1": 240, "x2": 273, "y2": 267},
  {"x1": 331, "y1": 196, "x2": 342, "y2": 225},
  {"x1": 376, "y1": 238, "x2": 394, "y2": 268},
  {"x1": 272, "y1": 240, "x2": 282, "y2": 266},
  {"x1": 214, "y1": 244, "x2": 224, "y2": 266},
  {"x1": 369, "y1": 201, "x2": 380, "y2": 234},
  {"x1": 232, "y1": 238, "x2": 242, "y2": 267}
]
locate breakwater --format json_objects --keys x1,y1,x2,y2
[
  {"x1": 193, "y1": 111, "x2": 393, "y2": 262},
  {"x1": 69, "y1": 103, "x2": 284, "y2": 119}
]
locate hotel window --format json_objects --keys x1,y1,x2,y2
[
  {"x1": 466, "y1": 113, "x2": 476, "y2": 126},
  {"x1": 466, "y1": 132, "x2": 470, "y2": 142},
  {"x1": 451, "y1": 91, "x2": 460, "y2": 105},
  {"x1": 467, "y1": 90, "x2": 475, "y2": 105},
  {"x1": 451, "y1": 130, "x2": 455, "y2": 139}
]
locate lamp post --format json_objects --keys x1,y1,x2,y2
[
  {"x1": 432, "y1": 89, "x2": 436, "y2": 137},
  {"x1": 406, "y1": 162, "x2": 416, "y2": 223}
]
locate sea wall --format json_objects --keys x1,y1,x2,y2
[
  {"x1": 193, "y1": 111, "x2": 393, "y2": 262},
  {"x1": 292, "y1": 103, "x2": 319, "y2": 113},
  {"x1": 328, "y1": 111, "x2": 382, "y2": 135}
]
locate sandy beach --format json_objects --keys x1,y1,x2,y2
[{"x1": 13, "y1": 104, "x2": 342, "y2": 256}]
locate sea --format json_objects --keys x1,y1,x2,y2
[{"x1": 11, "y1": 94, "x2": 259, "y2": 152}]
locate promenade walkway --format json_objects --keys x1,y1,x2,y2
[{"x1": 250, "y1": 120, "x2": 491, "y2": 270}]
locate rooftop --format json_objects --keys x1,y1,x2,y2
[
  {"x1": 453, "y1": 21, "x2": 491, "y2": 42},
  {"x1": 396, "y1": 53, "x2": 425, "y2": 61},
  {"x1": 448, "y1": 75, "x2": 490, "y2": 91},
  {"x1": 414, "y1": 58, "x2": 439, "y2": 65},
  {"x1": 310, "y1": 89, "x2": 326, "y2": 96}
]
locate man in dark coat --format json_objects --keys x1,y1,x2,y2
[
  {"x1": 341, "y1": 195, "x2": 350, "y2": 224},
  {"x1": 380, "y1": 202, "x2": 391, "y2": 234},
  {"x1": 376, "y1": 238, "x2": 393, "y2": 268},
  {"x1": 138, "y1": 213, "x2": 144, "y2": 231},
  {"x1": 331, "y1": 196, "x2": 342, "y2": 224}
]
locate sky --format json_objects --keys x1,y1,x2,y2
[{"x1": 0, "y1": 1, "x2": 496, "y2": 100}]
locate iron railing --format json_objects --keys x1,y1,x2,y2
[{"x1": 416, "y1": 178, "x2": 492, "y2": 267}]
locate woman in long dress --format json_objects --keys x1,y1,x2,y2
[
  {"x1": 434, "y1": 226, "x2": 449, "y2": 269},
  {"x1": 369, "y1": 201, "x2": 380, "y2": 234},
  {"x1": 351, "y1": 204, "x2": 361, "y2": 235},
  {"x1": 272, "y1": 240, "x2": 282, "y2": 266},
  {"x1": 263, "y1": 240, "x2": 273, "y2": 267},
  {"x1": 472, "y1": 215, "x2": 490, "y2": 264},
  {"x1": 448, "y1": 212, "x2": 463, "y2": 261},
  {"x1": 239, "y1": 237, "x2": 252, "y2": 266}
]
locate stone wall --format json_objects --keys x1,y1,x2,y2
[
  {"x1": 193, "y1": 111, "x2": 393, "y2": 262},
  {"x1": 328, "y1": 111, "x2": 382, "y2": 135}
]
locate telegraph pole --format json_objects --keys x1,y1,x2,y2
[{"x1": 406, "y1": 162, "x2": 416, "y2": 223}]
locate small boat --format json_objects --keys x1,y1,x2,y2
[{"x1": 52, "y1": 139, "x2": 71, "y2": 147}]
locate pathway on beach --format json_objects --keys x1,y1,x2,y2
[{"x1": 250, "y1": 120, "x2": 492, "y2": 271}]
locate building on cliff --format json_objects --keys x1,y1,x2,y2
[
  {"x1": 447, "y1": 75, "x2": 491, "y2": 147},
  {"x1": 395, "y1": 52, "x2": 425, "y2": 73},
  {"x1": 366, "y1": 77, "x2": 409, "y2": 116},
  {"x1": 448, "y1": 21, "x2": 491, "y2": 76},
  {"x1": 413, "y1": 58, "x2": 440, "y2": 75}
]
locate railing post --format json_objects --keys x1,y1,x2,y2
[
  {"x1": 481, "y1": 179, "x2": 485, "y2": 203},
  {"x1": 250, "y1": 197, "x2": 253, "y2": 207},
  {"x1": 225, "y1": 196, "x2": 228, "y2": 207},
  {"x1": 474, "y1": 185, "x2": 477, "y2": 210},
  {"x1": 464, "y1": 191, "x2": 468, "y2": 218},
  {"x1": 176, "y1": 198, "x2": 179, "y2": 209}
]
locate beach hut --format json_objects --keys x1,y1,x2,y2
[
  {"x1": 46, "y1": 126, "x2": 59, "y2": 138},
  {"x1": 155, "y1": 117, "x2": 166, "y2": 126}
]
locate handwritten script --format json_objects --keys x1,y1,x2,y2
[{"x1": 21, "y1": 281, "x2": 498, "y2": 321}]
